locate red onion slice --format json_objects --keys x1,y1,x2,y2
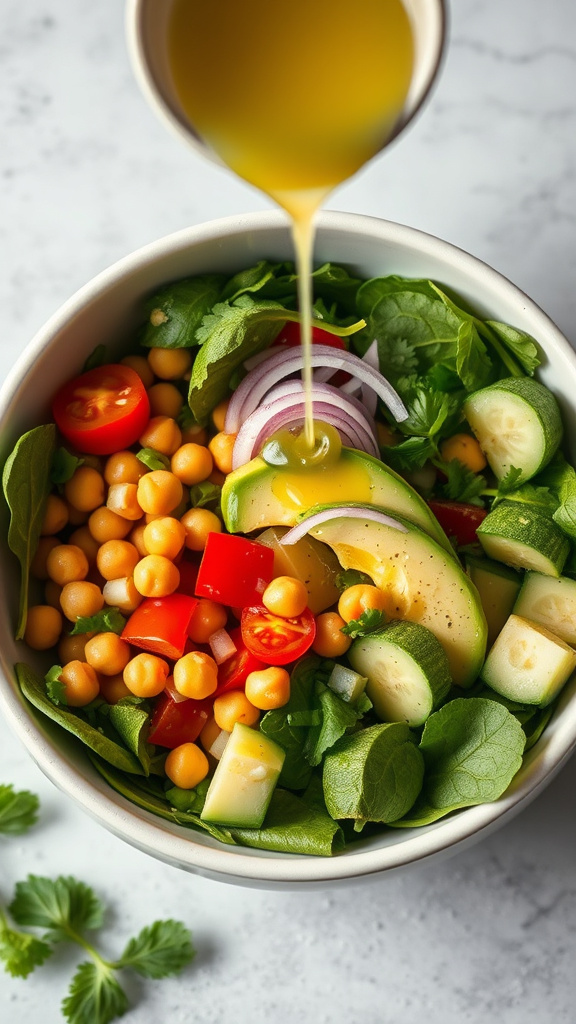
[
  {"x1": 280, "y1": 505, "x2": 409, "y2": 547},
  {"x1": 208, "y1": 628, "x2": 237, "y2": 665},
  {"x1": 225, "y1": 344, "x2": 407, "y2": 432}
]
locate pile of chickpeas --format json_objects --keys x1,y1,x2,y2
[{"x1": 23, "y1": 344, "x2": 392, "y2": 791}]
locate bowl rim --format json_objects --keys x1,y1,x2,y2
[{"x1": 2, "y1": 208, "x2": 576, "y2": 886}]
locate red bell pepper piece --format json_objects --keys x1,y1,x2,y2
[
  {"x1": 214, "y1": 626, "x2": 267, "y2": 696},
  {"x1": 176, "y1": 558, "x2": 200, "y2": 597},
  {"x1": 195, "y1": 533, "x2": 274, "y2": 608},
  {"x1": 428, "y1": 499, "x2": 488, "y2": 547},
  {"x1": 148, "y1": 690, "x2": 212, "y2": 749},
  {"x1": 122, "y1": 594, "x2": 198, "y2": 660}
]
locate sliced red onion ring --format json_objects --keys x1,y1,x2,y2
[
  {"x1": 280, "y1": 506, "x2": 409, "y2": 547},
  {"x1": 225, "y1": 344, "x2": 407, "y2": 432}
]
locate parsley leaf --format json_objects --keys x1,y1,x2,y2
[
  {"x1": 340, "y1": 608, "x2": 386, "y2": 639},
  {"x1": 0, "y1": 785, "x2": 39, "y2": 835},
  {"x1": 381, "y1": 436, "x2": 436, "y2": 473},
  {"x1": 189, "y1": 480, "x2": 222, "y2": 514},
  {"x1": 45, "y1": 666, "x2": 67, "y2": 705},
  {"x1": 62, "y1": 962, "x2": 129, "y2": 1024},
  {"x1": 435, "y1": 458, "x2": 486, "y2": 504},
  {"x1": 0, "y1": 909, "x2": 52, "y2": 978},
  {"x1": 117, "y1": 919, "x2": 195, "y2": 979},
  {"x1": 71, "y1": 608, "x2": 126, "y2": 636}
]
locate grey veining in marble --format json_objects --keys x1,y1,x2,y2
[{"x1": 2, "y1": 1, "x2": 576, "y2": 1021}]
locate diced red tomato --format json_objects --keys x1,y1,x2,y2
[
  {"x1": 122, "y1": 594, "x2": 198, "y2": 660},
  {"x1": 214, "y1": 626, "x2": 267, "y2": 696},
  {"x1": 428, "y1": 499, "x2": 488, "y2": 547},
  {"x1": 195, "y1": 533, "x2": 274, "y2": 608},
  {"x1": 241, "y1": 605, "x2": 316, "y2": 666},
  {"x1": 52, "y1": 364, "x2": 150, "y2": 455},
  {"x1": 148, "y1": 690, "x2": 212, "y2": 749}
]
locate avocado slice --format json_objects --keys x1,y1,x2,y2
[
  {"x1": 299, "y1": 504, "x2": 487, "y2": 687},
  {"x1": 222, "y1": 447, "x2": 453, "y2": 554}
]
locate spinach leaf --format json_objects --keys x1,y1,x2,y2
[
  {"x1": 140, "y1": 274, "x2": 225, "y2": 348},
  {"x1": 70, "y1": 607, "x2": 126, "y2": 636},
  {"x1": 485, "y1": 321, "x2": 540, "y2": 376},
  {"x1": 188, "y1": 295, "x2": 289, "y2": 423},
  {"x1": 50, "y1": 447, "x2": 84, "y2": 485},
  {"x1": 260, "y1": 658, "x2": 317, "y2": 789},
  {"x1": 418, "y1": 697, "x2": 525, "y2": 809},
  {"x1": 310, "y1": 262, "x2": 363, "y2": 314},
  {"x1": 3, "y1": 424, "x2": 57, "y2": 638},
  {"x1": 82, "y1": 344, "x2": 107, "y2": 372},
  {"x1": 455, "y1": 319, "x2": 493, "y2": 392},
  {"x1": 303, "y1": 683, "x2": 370, "y2": 767},
  {"x1": 16, "y1": 662, "x2": 146, "y2": 775},
  {"x1": 323, "y1": 722, "x2": 424, "y2": 829},
  {"x1": 231, "y1": 788, "x2": 344, "y2": 856},
  {"x1": 136, "y1": 447, "x2": 171, "y2": 471},
  {"x1": 220, "y1": 261, "x2": 293, "y2": 302},
  {"x1": 335, "y1": 568, "x2": 374, "y2": 592},
  {"x1": 106, "y1": 697, "x2": 153, "y2": 774}
]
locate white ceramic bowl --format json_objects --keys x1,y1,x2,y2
[{"x1": 2, "y1": 210, "x2": 576, "y2": 888}]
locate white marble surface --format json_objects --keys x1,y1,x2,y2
[{"x1": 2, "y1": 1, "x2": 576, "y2": 1020}]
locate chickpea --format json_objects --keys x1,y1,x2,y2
[
  {"x1": 181, "y1": 423, "x2": 208, "y2": 446},
  {"x1": 128, "y1": 521, "x2": 148, "y2": 557},
  {"x1": 147, "y1": 346, "x2": 192, "y2": 381},
  {"x1": 213, "y1": 690, "x2": 260, "y2": 732},
  {"x1": 24, "y1": 605, "x2": 63, "y2": 650},
  {"x1": 44, "y1": 579, "x2": 63, "y2": 610},
  {"x1": 60, "y1": 581, "x2": 104, "y2": 622},
  {"x1": 170, "y1": 443, "x2": 213, "y2": 486},
  {"x1": 96, "y1": 539, "x2": 140, "y2": 581},
  {"x1": 187, "y1": 599, "x2": 228, "y2": 644},
  {"x1": 440, "y1": 432, "x2": 487, "y2": 473},
  {"x1": 102, "y1": 577, "x2": 143, "y2": 614},
  {"x1": 68, "y1": 526, "x2": 100, "y2": 565},
  {"x1": 30, "y1": 536, "x2": 60, "y2": 580},
  {"x1": 312, "y1": 612, "x2": 352, "y2": 658},
  {"x1": 58, "y1": 661, "x2": 101, "y2": 707},
  {"x1": 211, "y1": 398, "x2": 230, "y2": 433},
  {"x1": 64, "y1": 466, "x2": 105, "y2": 512},
  {"x1": 40, "y1": 494, "x2": 69, "y2": 536},
  {"x1": 164, "y1": 742, "x2": 209, "y2": 790},
  {"x1": 123, "y1": 652, "x2": 169, "y2": 698},
  {"x1": 84, "y1": 633, "x2": 131, "y2": 676},
  {"x1": 58, "y1": 631, "x2": 93, "y2": 664},
  {"x1": 245, "y1": 666, "x2": 291, "y2": 710},
  {"x1": 180, "y1": 507, "x2": 221, "y2": 552},
  {"x1": 133, "y1": 554, "x2": 180, "y2": 598},
  {"x1": 147, "y1": 382, "x2": 184, "y2": 419},
  {"x1": 208, "y1": 431, "x2": 236, "y2": 475},
  {"x1": 99, "y1": 672, "x2": 133, "y2": 704},
  {"x1": 173, "y1": 651, "x2": 218, "y2": 700},
  {"x1": 88, "y1": 505, "x2": 134, "y2": 542},
  {"x1": 137, "y1": 470, "x2": 183, "y2": 516},
  {"x1": 120, "y1": 353, "x2": 154, "y2": 388},
  {"x1": 46, "y1": 544, "x2": 89, "y2": 586},
  {"x1": 104, "y1": 450, "x2": 147, "y2": 485},
  {"x1": 262, "y1": 576, "x2": 308, "y2": 619},
  {"x1": 199, "y1": 715, "x2": 222, "y2": 753},
  {"x1": 208, "y1": 468, "x2": 226, "y2": 487},
  {"x1": 65, "y1": 502, "x2": 90, "y2": 526},
  {"x1": 376, "y1": 422, "x2": 399, "y2": 447},
  {"x1": 144, "y1": 495, "x2": 187, "y2": 523},
  {"x1": 142, "y1": 516, "x2": 186, "y2": 560},
  {"x1": 106, "y1": 483, "x2": 143, "y2": 521},
  {"x1": 338, "y1": 584, "x2": 387, "y2": 623},
  {"x1": 138, "y1": 416, "x2": 182, "y2": 457}
]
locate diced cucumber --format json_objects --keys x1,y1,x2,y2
[
  {"x1": 201, "y1": 723, "x2": 285, "y2": 828},
  {"x1": 464, "y1": 377, "x2": 563, "y2": 485},
  {"x1": 348, "y1": 621, "x2": 452, "y2": 727},
  {"x1": 476, "y1": 500, "x2": 570, "y2": 577},
  {"x1": 466, "y1": 555, "x2": 522, "y2": 649},
  {"x1": 327, "y1": 663, "x2": 367, "y2": 703},
  {"x1": 480, "y1": 613, "x2": 576, "y2": 706},
  {"x1": 514, "y1": 571, "x2": 576, "y2": 646}
]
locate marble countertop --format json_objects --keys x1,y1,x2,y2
[{"x1": 2, "y1": 1, "x2": 576, "y2": 1021}]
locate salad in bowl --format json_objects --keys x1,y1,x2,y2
[{"x1": 2, "y1": 211, "x2": 576, "y2": 885}]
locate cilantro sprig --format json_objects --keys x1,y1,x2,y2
[{"x1": 340, "y1": 608, "x2": 386, "y2": 639}]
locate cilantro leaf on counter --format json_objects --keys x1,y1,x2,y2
[
  {"x1": 0, "y1": 785, "x2": 40, "y2": 836},
  {"x1": 117, "y1": 919, "x2": 194, "y2": 979},
  {"x1": 0, "y1": 910, "x2": 53, "y2": 978}
]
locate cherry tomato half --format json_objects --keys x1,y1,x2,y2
[
  {"x1": 428, "y1": 499, "x2": 488, "y2": 548},
  {"x1": 241, "y1": 605, "x2": 316, "y2": 666},
  {"x1": 52, "y1": 364, "x2": 150, "y2": 455},
  {"x1": 274, "y1": 323, "x2": 350, "y2": 385}
]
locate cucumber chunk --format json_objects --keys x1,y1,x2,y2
[
  {"x1": 327, "y1": 663, "x2": 368, "y2": 703},
  {"x1": 464, "y1": 377, "x2": 562, "y2": 485},
  {"x1": 476, "y1": 500, "x2": 570, "y2": 577},
  {"x1": 480, "y1": 613, "x2": 576, "y2": 706},
  {"x1": 466, "y1": 555, "x2": 522, "y2": 649},
  {"x1": 201, "y1": 723, "x2": 285, "y2": 828},
  {"x1": 348, "y1": 621, "x2": 452, "y2": 727},
  {"x1": 514, "y1": 571, "x2": 576, "y2": 646}
]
